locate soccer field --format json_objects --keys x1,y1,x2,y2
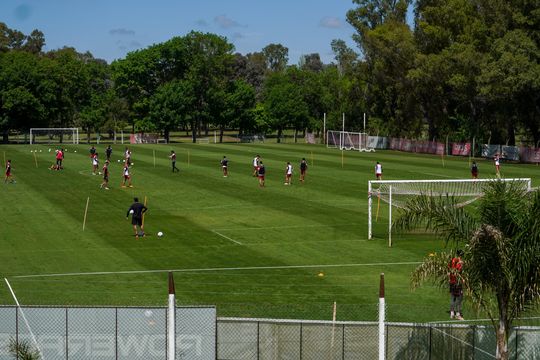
[{"x1": 1, "y1": 143, "x2": 539, "y2": 323}]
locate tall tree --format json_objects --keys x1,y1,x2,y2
[
  {"x1": 262, "y1": 43, "x2": 289, "y2": 72},
  {"x1": 395, "y1": 181, "x2": 540, "y2": 360}
]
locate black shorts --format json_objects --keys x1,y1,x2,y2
[
  {"x1": 103, "y1": 175, "x2": 109, "y2": 181},
  {"x1": 131, "y1": 217, "x2": 142, "y2": 226}
]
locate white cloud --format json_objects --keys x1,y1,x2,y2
[
  {"x1": 214, "y1": 15, "x2": 242, "y2": 29},
  {"x1": 109, "y1": 28, "x2": 136, "y2": 36},
  {"x1": 319, "y1": 16, "x2": 343, "y2": 29}
]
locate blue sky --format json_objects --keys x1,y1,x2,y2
[{"x1": 1, "y1": 0, "x2": 360, "y2": 64}]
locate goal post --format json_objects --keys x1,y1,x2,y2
[
  {"x1": 368, "y1": 178, "x2": 532, "y2": 244},
  {"x1": 327, "y1": 130, "x2": 374, "y2": 152},
  {"x1": 30, "y1": 128, "x2": 79, "y2": 145}
]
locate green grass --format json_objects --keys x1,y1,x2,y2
[{"x1": 1, "y1": 142, "x2": 539, "y2": 323}]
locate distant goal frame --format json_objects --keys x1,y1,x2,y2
[
  {"x1": 30, "y1": 128, "x2": 80, "y2": 145},
  {"x1": 368, "y1": 178, "x2": 532, "y2": 246}
]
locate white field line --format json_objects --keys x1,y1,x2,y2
[
  {"x1": 422, "y1": 172, "x2": 454, "y2": 178},
  {"x1": 211, "y1": 230, "x2": 243, "y2": 245},
  {"x1": 11, "y1": 262, "x2": 421, "y2": 279},
  {"x1": 4, "y1": 278, "x2": 45, "y2": 359},
  {"x1": 0, "y1": 239, "x2": 370, "y2": 256},
  {"x1": 213, "y1": 223, "x2": 362, "y2": 232}
]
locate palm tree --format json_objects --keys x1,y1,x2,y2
[{"x1": 394, "y1": 180, "x2": 540, "y2": 360}]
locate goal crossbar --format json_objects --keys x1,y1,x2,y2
[
  {"x1": 30, "y1": 128, "x2": 79, "y2": 145},
  {"x1": 368, "y1": 178, "x2": 532, "y2": 245}
]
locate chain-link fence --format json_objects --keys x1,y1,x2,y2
[
  {"x1": 1, "y1": 306, "x2": 540, "y2": 359},
  {"x1": 0, "y1": 306, "x2": 215, "y2": 359}
]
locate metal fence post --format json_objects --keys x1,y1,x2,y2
[
  {"x1": 472, "y1": 325, "x2": 475, "y2": 360},
  {"x1": 115, "y1": 307, "x2": 118, "y2": 360},
  {"x1": 515, "y1": 328, "x2": 519, "y2": 360},
  {"x1": 429, "y1": 325, "x2": 432, "y2": 360},
  {"x1": 256, "y1": 321, "x2": 260, "y2": 360},
  {"x1": 15, "y1": 307, "x2": 19, "y2": 360},
  {"x1": 342, "y1": 323, "x2": 345, "y2": 360},
  {"x1": 300, "y1": 322, "x2": 303, "y2": 360},
  {"x1": 66, "y1": 307, "x2": 69, "y2": 360}
]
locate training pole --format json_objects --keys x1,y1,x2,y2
[
  {"x1": 376, "y1": 191, "x2": 381, "y2": 222},
  {"x1": 142, "y1": 196, "x2": 147, "y2": 228},
  {"x1": 153, "y1": 149, "x2": 156, "y2": 168},
  {"x1": 187, "y1": 151, "x2": 190, "y2": 167},
  {"x1": 167, "y1": 272, "x2": 176, "y2": 360},
  {"x1": 388, "y1": 186, "x2": 392, "y2": 247},
  {"x1": 82, "y1": 197, "x2": 90, "y2": 231},
  {"x1": 3, "y1": 151, "x2": 5, "y2": 167},
  {"x1": 33, "y1": 151, "x2": 38, "y2": 168},
  {"x1": 378, "y1": 273, "x2": 386, "y2": 360},
  {"x1": 341, "y1": 150, "x2": 344, "y2": 168},
  {"x1": 311, "y1": 151, "x2": 314, "y2": 167},
  {"x1": 331, "y1": 301, "x2": 337, "y2": 348}
]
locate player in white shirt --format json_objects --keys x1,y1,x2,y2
[
  {"x1": 252, "y1": 155, "x2": 260, "y2": 176},
  {"x1": 375, "y1": 161, "x2": 383, "y2": 180},
  {"x1": 284, "y1": 162, "x2": 293, "y2": 185},
  {"x1": 494, "y1": 154, "x2": 501, "y2": 177},
  {"x1": 121, "y1": 164, "x2": 133, "y2": 188},
  {"x1": 92, "y1": 153, "x2": 100, "y2": 175}
]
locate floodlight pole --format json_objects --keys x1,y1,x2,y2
[
  {"x1": 323, "y1": 113, "x2": 326, "y2": 145},
  {"x1": 167, "y1": 272, "x2": 176, "y2": 360},
  {"x1": 363, "y1": 113, "x2": 366, "y2": 132},
  {"x1": 368, "y1": 181, "x2": 373, "y2": 240}
]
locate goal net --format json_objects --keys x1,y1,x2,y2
[
  {"x1": 326, "y1": 130, "x2": 374, "y2": 152},
  {"x1": 30, "y1": 128, "x2": 79, "y2": 145},
  {"x1": 368, "y1": 178, "x2": 532, "y2": 245}
]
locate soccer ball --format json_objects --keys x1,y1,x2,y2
[
  {"x1": 131, "y1": 163, "x2": 134, "y2": 166},
  {"x1": 118, "y1": 159, "x2": 121, "y2": 163},
  {"x1": 129, "y1": 209, "x2": 134, "y2": 214},
  {"x1": 157, "y1": 231, "x2": 163, "y2": 237}
]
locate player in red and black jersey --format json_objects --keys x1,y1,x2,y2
[
  {"x1": 4, "y1": 160, "x2": 14, "y2": 183},
  {"x1": 221, "y1": 156, "x2": 228, "y2": 177},
  {"x1": 257, "y1": 162, "x2": 265, "y2": 187},
  {"x1": 100, "y1": 160, "x2": 110, "y2": 190},
  {"x1": 169, "y1": 150, "x2": 179, "y2": 172},
  {"x1": 299, "y1": 158, "x2": 308, "y2": 183}
]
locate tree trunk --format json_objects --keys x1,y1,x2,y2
[
  {"x1": 164, "y1": 128, "x2": 170, "y2": 143},
  {"x1": 2, "y1": 129, "x2": 8, "y2": 144},
  {"x1": 495, "y1": 321, "x2": 509, "y2": 360},
  {"x1": 191, "y1": 121, "x2": 197, "y2": 143},
  {"x1": 219, "y1": 125, "x2": 224, "y2": 143},
  {"x1": 87, "y1": 127, "x2": 91, "y2": 144},
  {"x1": 277, "y1": 128, "x2": 282, "y2": 143},
  {"x1": 294, "y1": 128, "x2": 298, "y2": 143}
]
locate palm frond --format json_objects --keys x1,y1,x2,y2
[{"x1": 394, "y1": 194, "x2": 476, "y2": 246}]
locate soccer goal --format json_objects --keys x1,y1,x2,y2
[
  {"x1": 326, "y1": 130, "x2": 374, "y2": 152},
  {"x1": 30, "y1": 128, "x2": 79, "y2": 145},
  {"x1": 368, "y1": 178, "x2": 532, "y2": 246}
]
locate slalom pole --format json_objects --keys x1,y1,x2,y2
[
  {"x1": 153, "y1": 149, "x2": 156, "y2": 168},
  {"x1": 83, "y1": 197, "x2": 90, "y2": 231},
  {"x1": 311, "y1": 151, "x2": 314, "y2": 167},
  {"x1": 33, "y1": 151, "x2": 38, "y2": 168},
  {"x1": 142, "y1": 196, "x2": 148, "y2": 228},
  {"x1": 376, "y1": 191, "x2": 381, "y2": 222},
  {"x1": 3, "y1": 151, "x2": 5, "y2": 167},
  {"x1": 331, "y1": 301, "x2": 337, "y2": 348},
  {"x1": 341, "y1": 149, "x2": 344, "y2": 168},
  {"x1": 188, "y1": 151, "x2": 190, "y2": 167}
]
